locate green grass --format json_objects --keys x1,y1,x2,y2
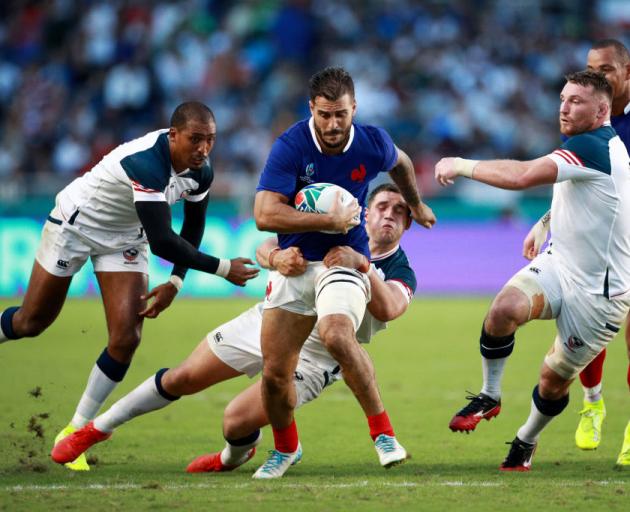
[{"x1": 0, "y1": 298, "x2": 629, "y2": 511}]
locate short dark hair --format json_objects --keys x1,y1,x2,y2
[
  {"x1": 565, "y1": 70, "x2": 613, "y2": 102},
  {"x1": 368, "y1": 183, "x2": 411, "y2": 216},
  {"x1": 591, "y1": 39, "x2": 630, "y2": 64},
  {"x1": 170, "y1": 101, "x2": 215, "y2": 129},
  {"x1": 309, "y1": 67, "x2": 355, "y2": 101}
]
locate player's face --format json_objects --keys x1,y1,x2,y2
[
  {"x1": 586, "y1": 47, "x2": 630, "y2": 101},
  {"x1": 558, "y1": 82, "x2": 607, "y2": 136},
  {"x1": 365, "y1": 191, "x2": 411, "y2": 246},
  {"x1": 309, "y1": 94, "x2": 356, "y2": 154},
  {"x1": 169, "y1": 119, "x2": 217, "y2": 172}
]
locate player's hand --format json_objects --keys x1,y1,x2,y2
[
  {"x1": 272, "y1": 247, "x2": 307, "y2": 277},
  {"x1": 328, "y1": 191, "x2": 361, "y2": 234},
  {"x1": 225, "y1": 257, "x2": 260, "y2": 286},
  {"x1": 139, "y1": 282, "x2": 178, "y2": 318},
  {"x1": 410, "y1": 202, "x2": 436, "y2": 229},
  {"x1": 323, "y1": 246, "x2": 365, "y2": 269},
  {"x1": 434, "y1": 157, "x2": 459, "y2": 187},
  {"x1": 523, "y1": 219, "x2": 549, "y2": 260}
]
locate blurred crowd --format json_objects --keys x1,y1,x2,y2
[{"x1": 0, "y1": 0, "x2": 627, "y2": 212}]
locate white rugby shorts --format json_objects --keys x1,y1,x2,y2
[
  {"x1": 206, "y1": 303, "x2": 341, "y2": 407},
  {"x1": 508, "y1": 250, "x2": 630, "y2": 379},
  {"x1": 263, "y1": 262, "x2": 370, "y2": 330},
  {"x1": 35, "y1": 206, "x2": 148, "y2": 276}
]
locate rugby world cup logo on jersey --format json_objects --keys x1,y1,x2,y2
[
  {"x1": 564, "y1": 335, "x2": 584, "y2": 353},
  {"x1": 299, "y1": 163, "x2": 316, "y2": 184}
]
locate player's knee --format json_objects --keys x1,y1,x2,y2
[
  {"x1": 261, "y1": 366, "x2": 292, "y2": 394},
  {"x1": 13, "y1": 310, "x2": 53, "y2": 337},
  {"x1": 161, "y1": 366, "x2": 198, "y2": 396},
  {"x1": 485, "y1": 293, "x2": 528, "y2": 333}
]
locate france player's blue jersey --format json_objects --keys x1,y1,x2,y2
[
  {"x1": 257, "y1": 118, "x2": 397, "y2": 261},
  {"x1": 611, "y1": 104, "x2": 630, "y2": 147}
]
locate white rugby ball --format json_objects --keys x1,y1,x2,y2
[{"x1": 294, "y1": 182, "x2": 359, "y2": 234}]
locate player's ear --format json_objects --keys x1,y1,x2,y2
[
  {"x1": 168, "y1": 127, "x2": 177, "y2": 140},
  {"x1": 309, "y1": 100, "x2": 315, "y2": 116},
  {"x1": 404, "y1": 215, "x2": 412, "y2": 230},
  {"x1": 625, "y1": 62, "x2": 630, "y2": 81}
]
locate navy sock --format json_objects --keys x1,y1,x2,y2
[
  {"x1": 155, "y1": 368, "x2": 180, "y2": 401},
  {"x1": 0, "y1": 307, "x2": 20, "y2": 339},
  {"x1": 96, "y1": 348, "x2": 130, "y2": 382},
  {"x1": 532, "y1": 385, "x2": 569, "y2": 416},
  {"x1": 480, "y1": 326, "x2": 515, "y2": 359},
  {"x1": 226, "y1": 429, "x2": 261, "y2": 447}
]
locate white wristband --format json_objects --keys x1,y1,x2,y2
[
  {"x1": 168, "y1": 275, "x2": 183, "y2": 292},
  {"x1": 215, "y1": 258, "x2": 231, "y2": 278},
  {"x1": 453, "y1": 157, "x2": 479, "y2": 178}
]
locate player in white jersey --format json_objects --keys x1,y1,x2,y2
[
  {"x1": 0, "y1": 102, "x2": 259, "y2": 471},
  {"x1": 435, "y1": 70, "x2": 630, "y2": 471},
  {"x1": 51, "y1": 184, "x2": 417, "y2": 473},
  {"x1": 524, "y1": 39, "x2": 630, "y2": 464}
]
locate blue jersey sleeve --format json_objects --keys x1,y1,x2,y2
[
  {"x1": 374, "y1": 127, "x2": 398, "y2": 172},
  {"x1": 257, "y1": 136, "x2": 302, "y2": 198}
]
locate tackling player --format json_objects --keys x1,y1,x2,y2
[
  {"x1": 51, "y1": 184, "x2": 417, "y2": 474},
  {"x1": 0, "y1": 102, "x2": 258, "y2": 471},
  {"x1": 523, "y1": 39, "x2": 630, "y2": 465},
  {"x1": 436, "y1": 70, "x2": 630, "y2": 470}
]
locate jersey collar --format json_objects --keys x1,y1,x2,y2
[
  {"x1": 624, "y1": 101, "x2": 630, "y2": 115},
  {"x1": 370, "y1": 244, "x2": 399, "y2": 262},
  {"x1": 308, "y1": 117, "x2": 355, "y2": 154}
]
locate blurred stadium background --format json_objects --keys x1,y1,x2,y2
[{"x1": 1, "y1": 0, "x2": 629, "y2": 298}]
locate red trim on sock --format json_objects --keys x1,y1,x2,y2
[
  {"x1": 367, "y1": 410, "x2": 395, "y2": 441},
  {"x1": 579, "y1": 349, "x2": 605, "y2": 388},
  {"x1": 272, "y1": 420, "x2": 299, "y2": 453},
  {"x1": 627, "y1": 363, "x2": 630, "y2": 390}
]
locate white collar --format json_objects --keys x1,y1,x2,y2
[
  {"x1": 370, "y1": 244, "x2": 399, "y2": 262},
  {"x1": 308, "y1": 117, "x2": 355, "y2": 154},
  {"x1": 624, "y1": 101, "x2": 630, "y2": 115}
]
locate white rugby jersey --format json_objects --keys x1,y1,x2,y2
[
  {"x1": 547, "y1": 124, "x2": 630, "y2": 298},
  {"x1": 53, "y1": 129, "x2": 213, "y2": 232}
]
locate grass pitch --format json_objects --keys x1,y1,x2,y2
[{"x1": 0, "y1": 297, "x2": 629, "y2": 511}]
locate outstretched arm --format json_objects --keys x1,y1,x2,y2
[
  {"x1": 389, "y1": 147, "x2": 436, "y2": 229},
  {"x1": 435, "y1": 156, "x2": 558, "y2": 190}
]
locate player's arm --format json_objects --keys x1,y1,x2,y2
[
  {"x1": 255, "y1": 236, "x2": 307, "y2": 276},
  {"x1": 523, "y1": 209, "x2": 551, "y2": 260},
  {"x1": 323, "y1": 246, "x2": 409, "y2": 322},
  {"x1": 435, "y1": 156, "x2": 558, "y2": 189},
  {"x1": 135, "y1": 201, "x2": 259, "y2": 286},
  {"x1": 388, "y1": 146, "x2": 436, "y2": 229},
  {"x1": 254, "y1": 190, "x2": 360, "y2": 234},
  {"x1": 366, "y1": 270, "x2": 410, "y2": 322}
]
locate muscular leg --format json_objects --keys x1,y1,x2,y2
[
  {"x1": 1, "y1": 261, "x2": 72, "y2": 341},
  {"x1": 94, "y1": 339, "x2": 243, "y2": 432},
  {"x1": 260, "y1": 308, "x2": 315, "y2": 452},
  {"x1": 479, "y1": 285, "x2": 532, "y2": 400},
  {"x1": 318, "y1": 314, "x2": 382, "y2": 416},
  {"x1": 516, "y1": 362, "x2": 571, "y2": 444},
  {"x1": 69, "y1": 271, "x2": 148, "y2": 429}
]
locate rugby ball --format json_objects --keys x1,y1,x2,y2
[{"x1": 294, "y1": 182, "x2": 359, "y2": 234}]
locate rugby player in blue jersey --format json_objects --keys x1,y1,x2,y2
[
  {"x1": 0, "y1": 102, "x2": 259, "y2": 471},
  {"x1": 522, "y1": 40, "x2": 630, "y2": 465},
  {"x1": 51, "y1": 184, "x2": 417, "y2": 475},
  {"x1": 253, "y1": 67, "x2": 435, "y2": 478}
]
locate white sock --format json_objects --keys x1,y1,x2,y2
[
  {"x1": 71, "y1": 364, "x2": 118, "y2": 428},
  {"x1": 582, "y1": 383, "x2": 602, "y2": 403},
  {"x1": 480, "y1": 356, "x2": 507, "y2": 400},
  {"x1": 220, "y1": 431, "x2": 262, "y2": 466},
  {"x1": 93, "y1": 375, "x2": 175, "y2": 433},
  {"x1": 516, "y1": 399, "x2": 555, "y2": 444}
]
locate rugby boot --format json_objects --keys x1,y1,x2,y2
[
  {"x1": 500, "y1": 436, "x2": 536, "y2": 472},
  {"x1": 575, "y1": 398, "x2": 606, "y2": 450},
  {"x1": 187, "y1": 447, "x2": 256, "y2": 473},
  {"x1": 449, "y1": 392, "x2": 501, "y2": 433},
  {"x1": 52, "y1": 422, "x2": 111, "y2": 465},
  {"x1": 252, "y1": 443, "x2": 302, "y2": 479},
  {"x1": 374, "y1": 434, "x2": 409, "y2": 468},
  {"x1": 53, "y1": 424, "x2": 91, "y2": 471},
  {"x1": 616, "y1": 421, "x2": 630, "y2": 468}
]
